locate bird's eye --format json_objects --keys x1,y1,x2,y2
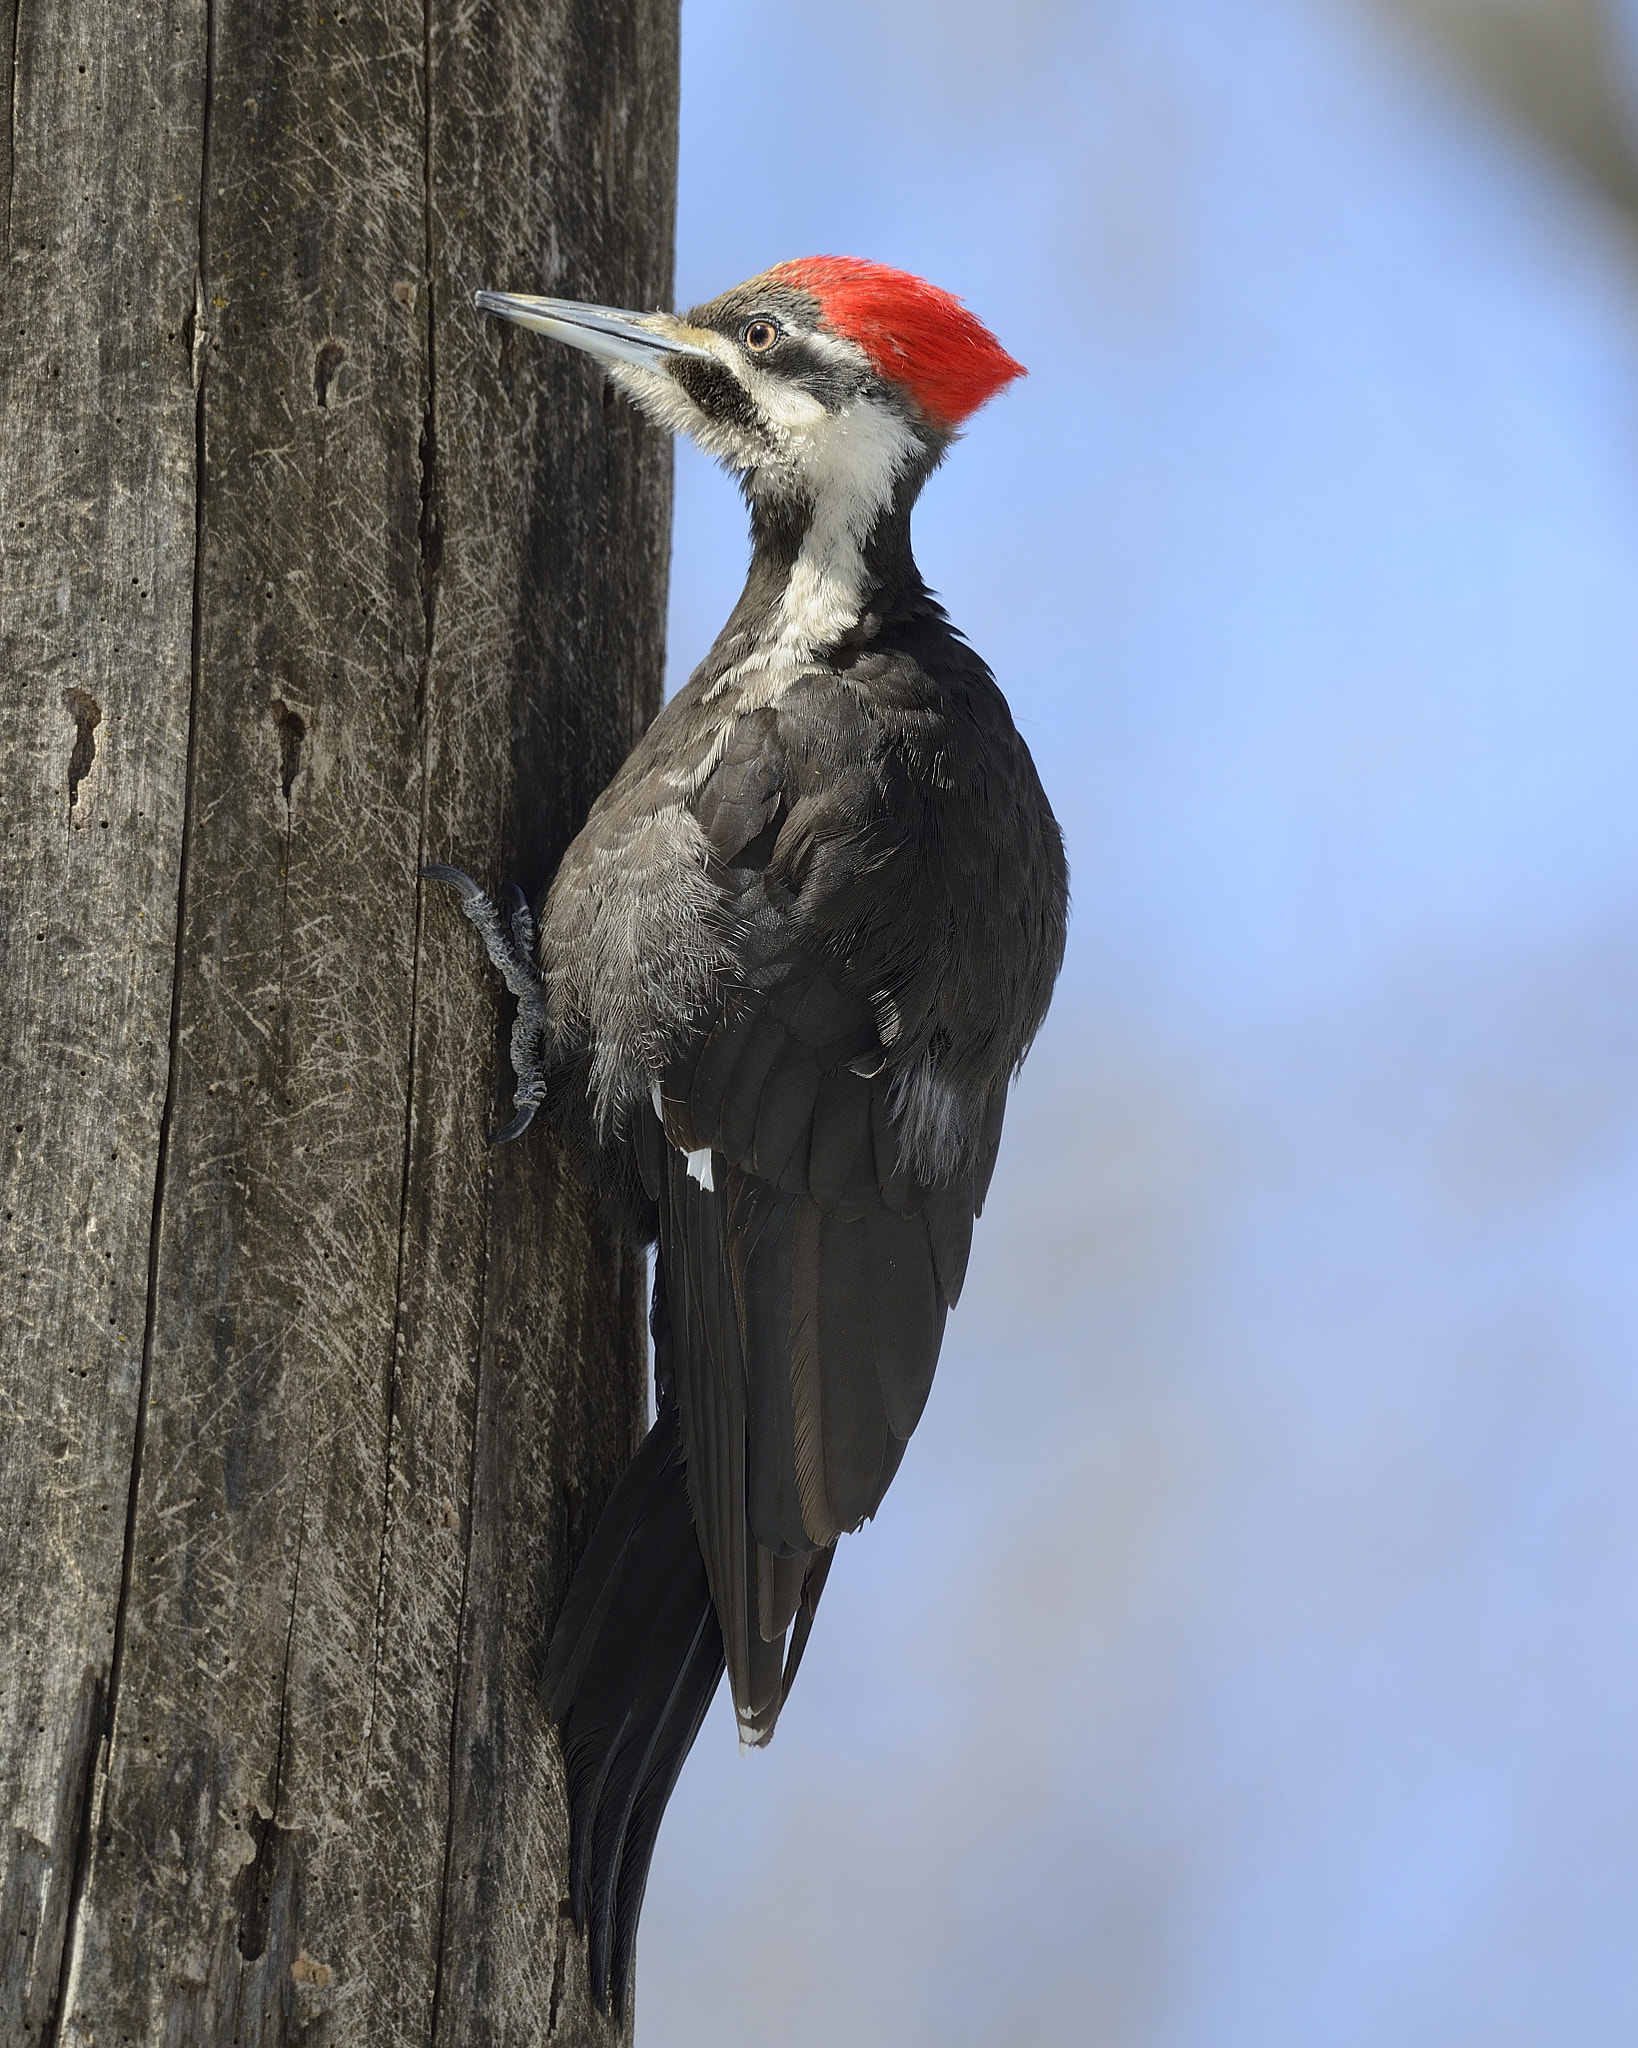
[{"x1": 743, "y1": 319, "x2": 779, "y2": 353}]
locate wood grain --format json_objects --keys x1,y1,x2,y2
[{"x1": 0, "y1": 0, "x2": 676, "y2": 2037}]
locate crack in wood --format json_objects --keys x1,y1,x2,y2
[
  {"x1": 363, "y1": 0, "x2": 444, "y2": 1804},
  {"x1": 62, "y1": 687, "x2": 101, "y2": 809},
  {"x1": 1, "y1": 0, "x2": 20, "y2": 253},
  {"x1": 417, "y1": 398, "x2": 443, "y2": 671},
  {"x1": 411, "y1": 17, "x2": 483, "y2": 2037},
  {"x1": 41, "y1": 0, "x2": 217, "y2": 2035},
  {"x1": 269, "y1": 695, "x2": 305, "y2": 806},
  {"x1": 41, "y1": 1671, "x2": 104, "y2": 2048}
]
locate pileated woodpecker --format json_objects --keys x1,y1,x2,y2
[{"x1": 428, "y1": 257, "x2": 1067, "y2": 2016}]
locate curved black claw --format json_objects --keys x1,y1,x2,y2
[
  {"x1": 491, "y1": 1101, "x2": 540, "y2": 1145},
  {"x1": 420, "y1": 862, "x2": 485, "y2": 900},
  {"x1": 421, "y1": 861, "x2": 551, "y2": 1142}
]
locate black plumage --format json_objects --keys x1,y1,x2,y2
[{"x1": 448, "y1": 259, "x2": 1068, "y2": 2017}]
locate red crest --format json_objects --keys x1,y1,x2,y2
[{"x1": 770, "y1": 256, "x2": 1025, "y2": 427}]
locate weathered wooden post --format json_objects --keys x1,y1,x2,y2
[{"x1": 0, "y1": 0, "x2": 677, "y2": 2036}]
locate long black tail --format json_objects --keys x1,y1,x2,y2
[{"x1": 542, "y1": 1361, "x2": 724, "y2": 2015}]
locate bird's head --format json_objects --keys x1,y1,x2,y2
[{"x1": 476, "y1": 257, "x2": 1024, "y2": 522}]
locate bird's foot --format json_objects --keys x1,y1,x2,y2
[{"x1": 422, "y1": 865, "x2": 549, "y2": 1143}]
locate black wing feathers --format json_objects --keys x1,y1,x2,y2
[
  {"x1": 808, "y1": 1067, "x2": 875, "y2": 1214},
  {"x1": 637, "y1": 675, "x2": 1015, "y2": 1743},
  {"x1": 663, "y1": 1148, "x2": 790, "y2": 1735},
  {"x1": 863, "y1": 1205, "x2": 949, "y2": 1443},
  {"x1": 729, "y1": 1177, "x2": 806, "y2": 1559}
]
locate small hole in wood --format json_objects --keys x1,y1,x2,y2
[
  {"x1": 313, "y1": 337, "x2": 349, "y2": 408},
  {"x1": 269, "y1": 698, "x2": 306, "y2": 804}
]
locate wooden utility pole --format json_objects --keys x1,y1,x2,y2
[{"x1": 0, "y1": 0, "x2": 676, "y2": 2037}]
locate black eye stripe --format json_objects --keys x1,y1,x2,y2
[{"x1": 669, "y1": 356, "x2": 778, "y2": 444}]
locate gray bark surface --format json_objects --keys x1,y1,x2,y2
[{"x1": 0, "y1": 0, "x2": 677, "y2": 2038}]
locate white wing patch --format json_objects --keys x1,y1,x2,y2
[{"x1": 651, "y1": 1079, "x2": 717, "y2": 1191}]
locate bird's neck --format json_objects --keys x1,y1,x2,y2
[{"x1": 698, "y1": 466, "x2": 930, "y2": 708}]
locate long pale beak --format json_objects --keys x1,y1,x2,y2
[{"x1": 474, "y1": 290, "x2": 716, "y2": 371}]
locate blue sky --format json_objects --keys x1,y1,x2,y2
[{"x1": 639, "y1": 3, "x2": 1638, "y2": 2041}]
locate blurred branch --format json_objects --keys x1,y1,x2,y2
[{"x1": 1373, "y1": 0, "x2": 1638, "y2": 223}]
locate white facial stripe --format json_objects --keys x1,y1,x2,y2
[
  {"x1": 789, "y1": 327, "x2": 875, "y2": 377},
  {"x1": 742, "y1": 375, "x2": 829, "y2": 433}
]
